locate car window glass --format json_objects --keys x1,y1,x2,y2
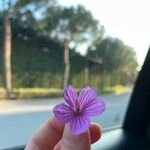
[{"x1": 0, "y1": 0, "x2": 149, "y2": 149}]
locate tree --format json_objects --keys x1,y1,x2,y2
[
  {"x1": 0, "y1": 0, "x2": 56, "y2": 98},
  {"x1": 12, "y1": 0, "x2": 56, "y2": 29},
  {"x1": 43, "y1": 5, "x2": 104, "y2": 88},
  {"x1": 87, "y1": 37, "x2": 138, "y2": 87},
  {"x1": 1, "y1": 0, "x2": 104, "y2": 90},
  {"x1": 3, "y1": 0, "x2": 12, "y2": 99}
]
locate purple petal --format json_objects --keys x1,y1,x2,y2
[
  {"x1": 78, "y1": 86, "x2": 97, "y2": 107},
  {"x1": 53, "y1": 103, "x2": 74, "y2": 123},
  {"x1": 83, "y1": 97, "x2": 105, "y2": 117},
  {"x1": 69, "y1": 114, "x2": 90, "y2": 135},
  {"x1": 64, "y1": 85, "x2": 78, "y2": 107}
]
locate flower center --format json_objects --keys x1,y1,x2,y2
[{"x1": 76, "y1": 107, "x2": 81, "y2": 115}]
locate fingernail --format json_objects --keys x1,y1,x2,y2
[{"x1": 62, "y1": 125, "x2": 84, "y2": 145}]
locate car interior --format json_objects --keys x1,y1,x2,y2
[
  {"x1": 4, "y1": 47, "x2": 149, "y2": 150},
  {"x1": 0, "y1": 0, "x2": 149, "y2": 149},
  {"x1": 93, "y1": 47, "x2": 150, "y2": 150}
]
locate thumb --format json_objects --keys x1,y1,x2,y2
[{"x1": 60, "y1": 125, "x2": 91, "y2": 150}]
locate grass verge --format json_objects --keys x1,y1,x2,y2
[
  {"x1": 0, "y1": 85, "x2": 131, "y2": 100},
  {"x1": 0, "y1": 88, "x2": 63, "y2": 99}
]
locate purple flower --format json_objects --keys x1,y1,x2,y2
[{"x1": 53, "y1": 85, "x2": 105, "y2": 135}]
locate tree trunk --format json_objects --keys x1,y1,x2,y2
[
  {"x1": 84, "y1": 61, "x2": 89, "y2": 85},
  {"x1": 63, "y1": 39, "x2": 70, "y2": 88},
  {"x1": 100, "y1": 44, "x2": 109, "y2": 89},
  {"x1": 3, "y1": 12, "x2": 12, "y2": 99},
  {"x1": 100, "y1": 68, "x2": 105, "y2": 89}
]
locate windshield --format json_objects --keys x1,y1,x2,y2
[{"x1": 0, "y1": 0, "x2": 149, "y2": 149}]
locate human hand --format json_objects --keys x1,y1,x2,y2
[{"x1": 25, "y1": 116, "x2": 102, "y2": 150}]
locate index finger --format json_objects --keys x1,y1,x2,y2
[
  {"x1": 26, "y1": 116, "x2": 65, "y2": 150},
  {"x1": 25, "y1": 117, "x2": 102, "y2": 150}
]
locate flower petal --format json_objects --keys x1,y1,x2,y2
[
  {"x1": 53, "y1": 103, "x2": 74, "y2": 123},
  {"x1": 69, "y1": 114, "x2": 90, "y2": 135},
  {"x1": 78, "y1": 86, "x2": 97, "y2": 107},
  {"x1": 64, "y1": 85, "x2": 78, "y2": 107},
  {"x1": 83, "y1": 97, "x2": 105, "y2": 117}
]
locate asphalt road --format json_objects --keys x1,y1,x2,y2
[{"x1": 0, "y1": 92, "x2": 131, "y2": 149}]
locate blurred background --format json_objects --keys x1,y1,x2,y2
[
  {"x1": 0, "y1": 0, "x2": 149, "y2": 149},
  {"x1": 0, "y1": 0, "x2": 146, "y2": 99}
]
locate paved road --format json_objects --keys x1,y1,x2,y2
[{"x1": 0, "y1": 92, "x2": 131, "y2": 149}]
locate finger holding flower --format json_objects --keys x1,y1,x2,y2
[{"x1": 53, "y1": 85, "x2": 105, "y2": 135}]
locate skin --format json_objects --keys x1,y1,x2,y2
[{"x1": 25, "y1": 116, "x2": 102, "y2": 150}]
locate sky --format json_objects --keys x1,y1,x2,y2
[{"x1": 59, "y1": 0, "x2": 150, "y2": 66}]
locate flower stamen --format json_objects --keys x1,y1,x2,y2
[{"x1": 76, "y1": 107, "x2": 81, "y2": 115}]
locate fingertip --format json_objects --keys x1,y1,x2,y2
[
  {"x1": 89, "y1": 123, "x2": 102, "y2": 144},
  {"x1": 61, "y1": 125, "x2": 90, "y2": 150}
]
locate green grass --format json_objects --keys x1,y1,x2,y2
[
  {"x1": 0, "y1": 88, "x2": 5, "y2": 98},
  {"x1": 101, "y1": 85, "x2": 131, "y2": 94},
  {"x1": 0, "y1": 85, "x2": 131, "y2": 99},
  {"x1": 0, "y1": 87, "x2": 63, "y2": 99}
]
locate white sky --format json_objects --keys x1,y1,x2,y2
[{"x1": 59, "y1": 0, "x2": 150, "y2": 66}]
